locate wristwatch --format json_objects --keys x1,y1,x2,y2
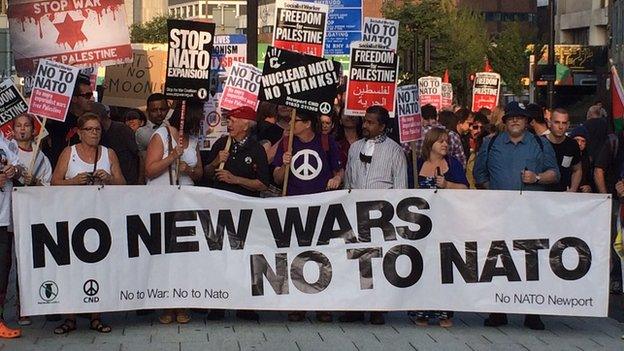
[{"x1": 534, "y1": 174, "x2": 541, "y2": 184}]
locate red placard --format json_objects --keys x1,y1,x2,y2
[
  {"x1": 471, "y1": 72, "x2": 500, "y2": 112},
  {"x1": 219, "y1": 62, "x2": 262, "y2": 111},
  {"x1": 346, "y1": 81, "x2": 397, "y2": 116},
  {"x1": 27, "y1": 60, "x2": 80, "y2": 122}
]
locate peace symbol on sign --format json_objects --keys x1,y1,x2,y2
[
  {"x1": 83, "y1": 279, "x2": 99, "y2": 297},
  {"x1": 290, "y1": 149, "x2": 323, "y2": 181}
]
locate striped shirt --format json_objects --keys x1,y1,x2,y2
[{"x1": 344, "y1": 137, "x2": 408, "y2": 189}]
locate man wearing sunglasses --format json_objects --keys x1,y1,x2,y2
[{"x1": 42, "y1": 75, "x2": 93, "y2": 169}]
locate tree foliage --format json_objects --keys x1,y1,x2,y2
[
  {"x1": 130, "y1": 15, "x2": 171, "y2": 43},
  {"x1": 382, "y1": 0, "x2": 530, "y2": 103},
  {"x1": 488, "y1": 23, "x2": 530, "y2": 95}
]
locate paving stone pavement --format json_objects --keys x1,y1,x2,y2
[{"x1": 1, "y1": 270, "x2": 623, "y2": 350}]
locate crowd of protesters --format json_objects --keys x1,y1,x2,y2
[{"x1": 0, "y1": 73, "x2": 622, "y2": 338}]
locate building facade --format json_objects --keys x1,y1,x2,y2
[
  {"x1": 168, "y1": 0, "x2": 247, "y2": 35},
  {"x1": 612, "y1": 0, "x2": 624, "y2": 73},
  {"x1": 458, "y1": 0, "x2": 538, "y2": 34},
  {"x1": 126, "y1": 0, "x2": 169, "y2": 25},
  {"x1": 555, "y1": 0, "x2": 609, "y2": 46}
]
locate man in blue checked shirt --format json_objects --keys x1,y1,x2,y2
[{"x1": 473, "y1": 101, "x2": 559, "y2": 330}]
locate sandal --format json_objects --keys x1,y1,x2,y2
[
  {"x1": 415, "y1": 317, "x2": 429, "y2": 327},
  {"x1": 439, "y1": 318, "x2": 453, "y2": 328},
  {"x1": 159, "y1": 310, "x2": 175, "y2": 324},
  {"x1": 0, "y1": 321, "x2": 21, "y2": 338},
  {"x1": 17, "y1": 317, "x2": 31, "y2": 326},
  {"x1": 53, "y1": 319, "x2": 76, "y2": 335},
  {"x1": 89, "y1": 318, "x2": 111, "y2": 333},
  {"x1": 175, "y1": 309, "x2": 191, "y2": 324}
]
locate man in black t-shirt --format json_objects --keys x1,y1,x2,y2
[
  {"x1": 594, "y1": 129, "x2": 624, "y2": 294},
  {"x1": 545, "y1": 108, "x2": 581, "y2": 192},
  {"x1": 92, "y1": 103, "x2": 139, "y2": 184},
  {"x1": 42, "y1": 75, "x2": 92, "y2": 168}
]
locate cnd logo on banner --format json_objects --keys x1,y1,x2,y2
[
  {"x1": 83, "y1": 279, "x2": 100, "y2": 303},
  {"x1": 29, "y1": 196, "x2": 594, "y2": 297}
]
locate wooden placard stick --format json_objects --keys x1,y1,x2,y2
[
  {"x1": 26, "y1": 117, "x2": 47, "y2": 187},
  {"x1": 218, "y1": 136, "x2": 232, "y2": 170},
  {"x1": 281, "y1": 108, "x2": 297, "y2": 196},
  {"x1": 176, "y1": 100, "x2": 187, "y2": 185}
]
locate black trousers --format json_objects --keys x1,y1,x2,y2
[{"x1": 0, "y1": 227, "x2": 13, "y2": 316}]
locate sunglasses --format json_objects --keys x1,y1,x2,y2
[{"x1": 76, "y1": 92, "x2": 94, "y2": 99}]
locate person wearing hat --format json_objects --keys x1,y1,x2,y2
[
  {"x1": 473, "y1": 101, "x2": 559, "y2": 330},
  {"x1": 203, "y1": 106, "x2": 270, "y2": 322},
  {"x1": 569, "y1": 125, "x2": 592, "y2": 193},
  {"x1": 205, "y1": 106, "x2": 270, "y2": 198}
]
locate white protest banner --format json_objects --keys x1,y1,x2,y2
[
  {"x1": 472, "y1": 72, "x2": 501, "y2": 112},
  {"x1": 345, "y1": 43, "x2": 399, "y2": 117},
  {"x1": 165, "y1": 19, "x2": 216, "y2": 100},
  {"x1": 441, "y1": 82, "x2": 453, "y2": 109},
  {"x1": 14, "y1": 187, "x2": 609, "y2": 317},
  {"x1": 273, "y1": 0, "x2": 329, "y2": 57},
  {"x1": 219, "y1": 62, "x2": 262, "y2": 112},
  {"x1": 362, "y1": 17, "x2": 399, "y2": 51},
  {"x1": 103, "y1": 45, "x2": 167, "y2": 109},
  {"x1": 417, "y1": 76, "x2": 442, "y2": 111},
  {"x1": 396, "y1": 85, "x2": 421, "y2": 144},
  {"x1": 27, "y1": 59, "x2": 79, "y2": 122},
  {"x1": 199, "y1": 94, "x2": 227, "y2": 151},
  {"x1": 8, "y1": 0, "x2": 132, "y2": 76},
  {"x1": 0, "y1": 79, "x2": 29, "y2": 127}
]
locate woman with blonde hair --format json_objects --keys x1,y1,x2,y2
[{"x1": 413, "y1": 127, "x2": 468, "y2": 328}]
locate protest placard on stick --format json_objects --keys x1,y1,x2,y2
[
  {"x1": 0, "y1": 79, "x2": 29, "y2": 128},
  {"x1": 165, "y1": 19, "x2": 216, "y2": 100},
  {"x1": 396, "y1": 85, "x2": 422, "y2": 144},
  {"x1": 28, "y1": 59, "x2": 79, "y2": 122},
  {"x1": 418, "y1": 76, "x2": 442, "y2": 111},
  {"x1": 8, "y1": 0, "x2": 133, "y2": 76},
  {"x1": 472, "y1": 72, "x2": 501, "y2": 112},
  {"x1": 259, "y1": 46, "x2": 341, "y2": 115},
  {"x1": 219, "y1": 62, "x2": 262, "y2": 111},
  {"x1": 273, "y1": 0, "x2": 329, "y2": 57},
  {"x1": 362, "y1": 17, "x2": 399, "y2": 51},
  {"x1": 345, "y1": 43, "x2": 399, "y2": 117},
  {"x1": 441, "y1": 83, "x2": 453, "y2": 109},
  {"x1": 103, "y1": 45, "x2": 167, "y2": 109}
]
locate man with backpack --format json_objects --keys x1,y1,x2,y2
[{"x1": 473, "y1": 101, "x2": 559, "y2": 330}]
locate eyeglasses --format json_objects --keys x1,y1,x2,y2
[
  {"x1": 76, "y1": 92, "x2": 93, "y2": 99},
  {"x1": 81, "y1": 127, "x2": 101, "y2": 133},
  {"x1": 471, "y1": 124, "x2": 482, "y2": 130}
]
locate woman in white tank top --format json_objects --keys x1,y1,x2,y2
[
  {"x1": 49, "y1": 113, "x2": 125, "y2": 335},
  {"x1": 145, "y1": 101, "x2": 203, "y2": 186},
  {"x1": 51, "y1": 114, "x2": 125, "y2": 186},
  {"x1": 144, "y1": 101, "x2": 203, "y2": 325}
]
